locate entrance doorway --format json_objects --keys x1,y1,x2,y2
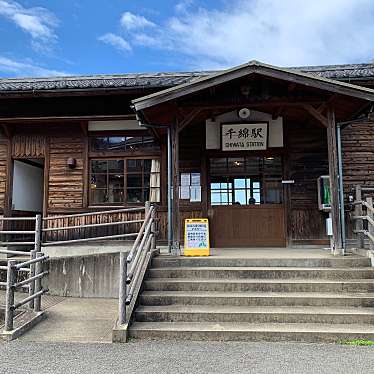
[
  {"x1": 12, "y1": 159, "x2": 44, "y2": 214},
  {"x1": 208, "y1": 156, "x2": 286, "y2": 247}
]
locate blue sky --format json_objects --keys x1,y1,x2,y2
[{"x1": 0, "y1": 0, "x2": 374, "y2": 77}]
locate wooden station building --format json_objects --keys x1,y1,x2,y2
[{"x1": 1, "y1": 60, "x2": 374, "y2": 251}]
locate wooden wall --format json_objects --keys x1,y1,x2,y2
[
  {"x1": 48, "y1": 133, "x2": 85, "y2": 210},
  {"x1": 342, "y1": 121, "x2": 374, "y2": 194},
  {"x1": 12, "y1": 134, "x2": 45, "y2": 158},
  {"x1": 0, "y1": 138, "x2": 8, "y2": 213},
  {"x1": 4, "y1": 118, "x2": 373, "y2": 245},
  {"x1": 341, "y1": 121, "x2": 374, "y2": 238}
]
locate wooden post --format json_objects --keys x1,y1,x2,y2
[
  {"x1": 355, "y1": 185, "x2": 364, "y2": 249},
  {"x1": 29, "y1": 249, "x2": 37, "y2": 309},
  {"x1": 34, "y1": 252, "x2": 43, "y2": 313},
  {"x1": 326, "y1": 107, "x2": 342, "y2": 253},
  {"x1": 367, "y1": 197, "x2": 374, "y2": 251},
  {"x1": 171, "y1": 124, "x2": 180, "y2": 255},
  {"x1": 118, "y1": 251, "x2": 127, "y2": 325},
  {"x1": 4, "y1": 260, "x2": 16, "y2": 331}
]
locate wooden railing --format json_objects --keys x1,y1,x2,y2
[
  {"x1": 351, "y1": 185, "x2": 374, "y2": 250},
  {"x1": 41, "y1": 207, "x2": 145, "y2": 246},
  {"x1": 118, "y1": 202, "x2": 157, "y2": 325}
]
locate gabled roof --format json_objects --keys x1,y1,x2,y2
[
  {"x1": 132, "y1": 61, "x2": 374, "y2": 111},
  {"x1": 0, "y1": 62, "x2": 374, "y2": 93}
]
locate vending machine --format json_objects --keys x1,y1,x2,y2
[{"x1": 317, "y1": 176, "x2": 333, "y2": 246}]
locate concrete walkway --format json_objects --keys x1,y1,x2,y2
[
  {"x1": 1, "y1": 291, "x2": 118, "y2": 343},
  {"x1": 19, "y1": 297, "x2": 118, "y2": 343}
]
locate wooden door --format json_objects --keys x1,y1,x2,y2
[{"x1": 209, "y1": 204, "x2": 286, "y2": 247}]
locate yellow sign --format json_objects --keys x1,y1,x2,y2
[{"x1": 184, "y1": 218, "x2": 210, "y2": 256}]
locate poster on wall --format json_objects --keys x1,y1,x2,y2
[{"x1": 221, "y1": 123, "x2": 268, "y2": 151}]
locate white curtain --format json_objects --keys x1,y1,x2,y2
[{"x1": 150, "y1": 159, "x2": 160, "y2": 202}]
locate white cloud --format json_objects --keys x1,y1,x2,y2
[
  {"x1": 120, "y1": 11, "x2": 155, "y2": 30},
  {"x1": 175, "y1": 0, "x2": 194, "y2": 13},
  {"x1": 98, "y1": 33, "x2": 132, "y2": 52},
  {"x1": 0, "y1": 56, "x2": 68, "y2": 77},
  {"x1": 0, "y1": 0, "x2": 58, "y2": 52},
  {"x1": 128, "y1": 0, "x2": 374, "y2": 69}
]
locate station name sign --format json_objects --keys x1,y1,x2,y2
[{"x1": 221, "y1": 123, "x2": 268, "y2": 151}]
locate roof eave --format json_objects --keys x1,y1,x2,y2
[{"x1": 132, "y1": 61, "x2": 374, "y2": 111}]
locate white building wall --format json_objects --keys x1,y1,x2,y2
[{"x1": 12, "y1": 160, "x2": 43, "y2": 212}]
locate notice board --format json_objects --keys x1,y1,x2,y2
[{"x1": 184, "y1": 218, "x2": 210, "y2": 256}]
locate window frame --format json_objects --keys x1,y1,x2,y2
[
  {"x1": 208, "y1": 155, "x2": 283, "y2": 206},
  {"x1": 88, "y1": 131, "x2": 161, "y2": 158},
  {"x1": 89, "y1": 155, "x2": 161, "y2": 207}
]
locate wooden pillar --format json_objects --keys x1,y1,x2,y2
[
  {"x1": 171, "y1": 124, "x2": 180, "y2": 255},
  {"x1": 326, "y1": 107, "x2": 342, "y2": 253}
]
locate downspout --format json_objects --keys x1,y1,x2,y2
[
  {"x1": 167, "y1": 127, "x2": 173, "y2": 253},
  {"x1": 336, "y1": 123, "x2": 346, "y2": 255}
]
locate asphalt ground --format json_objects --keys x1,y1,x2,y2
[{"x1": 1, "y1": 339, "x2": 374, "y2": 374}]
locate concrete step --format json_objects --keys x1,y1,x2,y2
[
  {"x1": 129, "y1": 321, "x2": 374, "y2": 343},
  {"x1": 147, "y1": 267, "x2": 374, "y2": 280},
  {"x1": 135, "y1": 305, "x2": 374, "y2": 324},
  {"x1": 144, "y1": 278, "x2": 374, "y2": 293},
  {"x1": 152, "y1": 256, "x2": 371, "y2": 268},
  {"x1": 140, "y1": 291, "x2": 374, "y2": 307}
]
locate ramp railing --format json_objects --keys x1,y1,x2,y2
[
  {"x1": 351, "y1": 185, "x2": 374, "y2": 250},
  {"x1": 0, "y1": 215, "x2": 43, "y2": 309},
  {"x1": 2, "y1": 253, "x2": 49, "y2": 332},
  {"x1": 118, "y1": 202, "x2": 157, "y2": 325},
  {"x1": 0, "y1": 203, "x2": 157, "y2": 333}
]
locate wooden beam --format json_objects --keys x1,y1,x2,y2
[
  {"x1": 326, "y1": 107, "x2": 342, "y2": 253},
  {"x1": 80, "y1": 121, "x2": 88, "y2": 137},
  {"x1": 272, "y1": 106, "x2": 284, "y2": 120},
  {"x1": 180, "y1": 96, "x2": 324, "y2": 109},
  {"x1": 316, "y1": 94, "x2": 337, "y2": 114},
  {"x1": 1, "y1": 124, "x2": 11, "y2": 138},
  {"x1": 0, "y1": 114, "x2": 136, "y2": 124},
  {"x1": 302, "y1": 104, "x2": 328, "y2": 127},
  {"x1": 177, "y1": 109, "x2": 202, "y2": 133},
  {"x1": 288, "y1": 83, "x2": 297, "y2": 92}
]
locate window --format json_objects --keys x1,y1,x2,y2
[
  {"x1": 90, "y1": 158, "x2": 160, "y2": 205},
  {"x1": 209, "y1": 156, "x2": 282, "y2": 205},
  {"x1": 90, "y1": 136, "x2": 159, "y2": 152}
]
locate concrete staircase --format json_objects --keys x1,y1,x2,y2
[{"x1": 129, "y1": 254, "x2": 374, "y2": 343}]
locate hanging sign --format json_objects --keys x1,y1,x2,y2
[
  {"x1": 184, "y1": 218, "x2": 210, "y2": 256},
  {"x1": 221, "y1": 123, "x2": 268, "y2": 151}
]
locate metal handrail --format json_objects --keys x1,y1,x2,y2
[
  {"x1": 118, "y1": 203, "x2": 157, "y2": 325},
  {"x1": 3, "y1": 252, "x2": 49, "y2": 332},
  {"x1": 127, "y1": 206, "x2": 154, "y2": 263},
  {"x1": 0, "y1": 217, "x2": 36, "y2": 221}
]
